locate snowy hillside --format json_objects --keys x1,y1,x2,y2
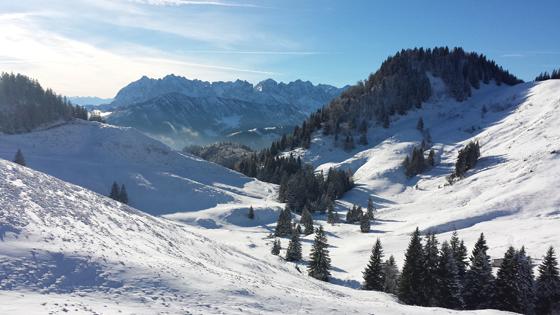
[
  {"x1": 0, "y1": 159, "x2": 505, "y2": 314},
  {"x1": 0, "y1": 120, "x2": 277, "y2": 216}
]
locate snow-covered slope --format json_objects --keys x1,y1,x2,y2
[
  {"x1": 0, "y1": 160, "x2": 502, "y2": 314},
  {"x1": 0, "y1": 120, "x2": 277, "y2": 216}
]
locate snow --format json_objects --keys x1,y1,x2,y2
[{"x1": 0, "y1": 160, "x2": 502, "y2": 314}]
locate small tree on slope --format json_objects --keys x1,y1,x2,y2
[
  {"x1": 271, "y1": 239, "x2": 281, "y2": 255},
  {"x1": 326, "y1": 202, "x2": 337, "y2": 225},
  {"x1": 109, "y1": 182, "x2": 120, "y2": 201},
  {"x1": 248, "y1": 206, "x2": 255, "y2": 219},
  {"x1": 362, "y1": 238, "x2": 385, "y2": 290},
  {"x1": 308, "y1": 225, "x2": 331, "y2": 282},
  {"x1": 536, "y1": 246, "x2": 560, "y2": 315},
  {"x1": 300, "y1": 207, "x2": 314, "y2": 235},
  {"x1": 360, "y1": 211, "x2": 370, "y2": 233},
  {"x1": 285, "y1": 231, "x2": 302, "y2": 262},
  {"x1": 13, "y1": 149, "x2": 26, "y2": 166},
  {"x1": 275, "y1": 206, "x2": 293, "y2": 237},
  {"x1": 119, "y1": 184, "x2": 129, "y2": 204},
  {"x1": 383, "y1": 255, "x2": 400, "y2": 294},
  {"x1": 463, "y1": 233, "x2": 495, "y2": 309},
  {"x1": 398, "y1": 227, "x2": 425, "y2": 305}
]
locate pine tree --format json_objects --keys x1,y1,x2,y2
[
  {"x1": 13, "y1": 149, "x2": 26, "y2": 166},
  {"x1": 464, "y1": 233, "x2": 495, "y2": 309},
  {"x1": 383, "y1": 255, "x2": 400, "y2": 294},
  {"x1": 517, "y1": 247, "x2": 536, "y2": 315},
  {"x1": 449, "y1": 231, "x2": 468, "y2": 282},
  {"x1": 416, "y1": 117, "x2": 424, "y2": 131},
  {"x1": 275, "y1": 206, "x2": 293, "y2": 237},
  {"x1": 327, "y1": 202, "x2": 337, "y2": 225},
  {"x1": 360, "y1": 211, "x2": 370, "y2": 233},
  {"x1": 427, "y1": 149, "x2": 435, "y2": 167},
  {"x1": 308, "y1": 225, "x2": 331, "y2": 282},
  {"x1": 437, "y1": 241, "x2": 464, "y2": 309},
  {"x1": 119, "y1": 184, "x2": 128, "y2": 204},
  {"x1": 363, "y1": 238, "x2": 385, "y2": 290},
  {"x1": 300, "y1": 207, "x2": 314, "y2": 235},
  {"x1": 248, "y1": 206, "x2": 255, "y2": 219},
  {"x1": 398, "y1": 227, "x2": 425, "y2": 305},
  {"x1": 367, "y1": 197, "x2": 375, "y2": 220},
  {"x1": 423, "y1": 232, "x2": 440, "y2": 306},
  {"x1": 109, "y1": 182, "x2": 120, "y2": 201},
  {"x1": 346, "y1": 204, "x2": 357, "y2": 223},
  {"x1": 271, "y1": 239, "x2": 281, "y2": 255},
  {"x1": 495, "y1": 246, "x2": 522, "y2": 313},
  {"x1": 535, "y1": 246, "x2": 560, "y2": 315},
  {"x1": 285, "y1": 231, "x2": 302, "y2": 261}
]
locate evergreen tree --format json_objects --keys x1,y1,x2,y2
[
  {"x1": 308, "y1": 225, "x2": 331, "y2": 281},
  {"x1": 248, "y1": 206, "x2": 255, "y2": 219},
  {"x1": 300, "y1": 207, "x2": 314, "y2": 235},
  {"x1": 398, "y1": 227, "x2": 425, "y2": 305},
  {"x1": 360, "y1": 211, "x2": 370, "y2": 233},
  {"x1": 423, "y1": 232, "x2": 440, "y2": 306},
  {"x1": 449, "y1": 231, "x2": 468, "y2": 282},
  {"x1": 274, "y1": 206, "x2": 293, "y2": 237},
  {"x1": 416, "y1": 117, "x2": 424, "y2": 131},
  {"x1": 517, "y1": 247, "x2": 536, "y2": 315},
  {"x1": 367, "y1": 197, "x2": 375, "y2": 220},
  {"x1": 363, "y1": 238, "x2": 385, "y2": 290},
  {"x1": 464, "y1": 233, "x2": 495, "y2": 309},
  {"x1": 346, "y1": 204, "x2": 357, "y2": 223},
  {"x1": 271, "y1": 239, "x2": 281, "y2": 255},
  {"x1": 327, "y1": 202, "x2": 337, "y2": 225},
  {"x1": 437, "y1": 241, "x2": 464, "y2": 309},
  {"x1": 427, "y1": 149, "x2": 435, "y2": 167},
  {"x1": 383, "y1": 255, "x2": 400, "y2": 294},
  {"x1": 535, "y1": 246, "x2": 560, "y2": 315},
  {"x1": 495, "y1": 246, "x2": 522, "y2": 313},
  {"x1": 109, "y1": 182, "x2": 120, "y2": 201},
  {"x1": 285, "y1": 231, "x2": 302, "y2": 261},
  {"x1": 119, "y1": 184, "x2": 128, "y2": 204},
  {"x1": 13, "y1": 149, "x2": 26, "y2": 166}
]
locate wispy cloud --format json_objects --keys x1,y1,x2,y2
[
  {"x1": 501, "y1": 53, "x2": 525, "y2": 58},
  {"x1": 128, "y1": 0, "x2": 263, "y2": 8}
]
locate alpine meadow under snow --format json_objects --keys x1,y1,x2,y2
[{"x1": 1, "y1": 44, "x2": 560, "y2": 314}]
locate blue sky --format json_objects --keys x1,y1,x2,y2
[{"x1": 0, "y1": 0, "x2": 559, "y2": 97}]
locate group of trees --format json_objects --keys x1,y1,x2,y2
[
  {"x1": 535, "y1": 69, "x2": 560, "y2": 81},
  {"x1": 237, "y1": 152, "x2": 353, "y2": 214},
  {"x1": 272, "y1": 225, "x2": 332, "y2": 282},
  {"x1": 452, "y1": 141, "x2": 481, "y2": 179},
  {"x1": 0, "y1": 73, "x2": 88, "y2": 134},
  {"x1": 345, "y1": 198, "x2": 376, "y2": 233},
  {"x1": 108, "y1": 182, "x2": 129, "y2": 204},
  {"x1": 364, "y1": 229, "x2": 560, "y2": 314},
  {"x1": 403, "y1": 146, "x2": 435, "y2": 178}
]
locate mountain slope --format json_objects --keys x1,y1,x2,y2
[
  {"x1": 0, "y1": 120, "x2": 277, "y2": 216},
  {"x1": 104, "y1": 75, "x2": 346, "y2": 149},
  {"x1": 0, "y1": 159, "x2": 501, "y2": 314}
]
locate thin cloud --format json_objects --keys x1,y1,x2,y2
[
  {"x1": 178, "y1": 50, "x2": 331, "y2": 56},
  {"x1": 500, "y1": 53, "x2": 525, "y2": 58},
  {"x1": 128, "y1": 0, "x2": 263, "y2": 8}
]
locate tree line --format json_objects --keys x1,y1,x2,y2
[
  {"x1": 0, "y1": 73, "x2": 88, "y2": 134},
  {"x1": 535, "y1": 69, "x2": 560, "y2": 81}
]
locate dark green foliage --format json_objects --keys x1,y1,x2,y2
[
  {"x1": 495, "y1": 246, "x2": 536, "y2": 314},
  {"x1": 398, "y1": 227, "x2": 425, "y2": 305},
  {"x1": 536, "y1": 247, "x2": 560, "y2": 315},
  {"x1": 13, "y1": 149, "x2": 26, "y2": 166},
  {"x1": 326, "y1": 202, "x2": 337, "y2": 225},
  {"x1": 0, "y1": 73, "x2": 87, "y2": 134},
  {"x1": 403, "y1": 146, "x2": 428, "y2": 177},
  {"x1": 346, "y1": 204, "x2": 363, "y2": 224},
  {"x1": 363, "y1": 239, "x2": 385, "y2": 290},
  {"x1": 453, "y1": 141, "x2": 480, "y2": 178},
  {"x1": 300, "y1": 207, "x2": 314, "y2": 235},
  {"x1": 285, "y1": 231, "x2": 302, "y2": 262},
  {"x1": 535, "y1": 68, "x2": 560, "y2": 81},
  {"x1": 449, "y1": 231, "x2": 468, "y2": 281},
  {"x1": 119, "y1": 184, "x2": 128, "y2": 204},
  {"x1": 360, "y1": 212, "x2": 370, "y2": 233},
  {"x1": 184, "y1": 142, "x2": 253, "y2": 169},
  {"x1": 422, "y1": 233, "x2": 440, "y2": 306},
  {"x1": 109, "y1": 182, "x2": 120, "y2": 201},
  {"x1": 367, "y1": 197, "x2": 375, "y2": 220},
  {"x1": 416, "y1": 117, "x2": 424, "y2": 131},
  {"x1": 427, "y1": 149, "x2": 435, "y2": 167},
  {"x1": 271, "y1": 239, "x2": 281, "y2": 255},
  {"x1": 308, "y1": 225, "x2": 331, "y2": 282},
  {"x1": 88, "y1": 113, "x2": 106, "y2": 123},
  {"x1": 383, "y1": 255, "x2": 400, "y2": 294},
  {"x1": 248, "y1": 206, "x2": 255, "y2": 219},
  {"x1": 437, "y1": 241, "x2": 464, "y2": 309},
  {"x1": 274, "y1": 206, "x2": 293, "y2": 237},
  {"x1": 464, "y1": 233, "x2": 495, "y2": 309}
]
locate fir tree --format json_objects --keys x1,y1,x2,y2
[
  {"x1": 398, "y1": 227, "x2": 425, "y2": 305},
  {"x1": 271, "y1": 239, "x2": 281, "y2": 255},
  {"x1": 416, "y1": 117, "x2": 424, "y2": 131},
  {"x1": 308, "y1": 225, "x2": 331, "y2": 282},
  {"x1": 119, "y1": 184, "x2": 128, "y2": 204},
  {"x1": 346, "y1": 204, "x2": 357, "y2": 223},
  {"x1": 327, "y1": 202, "x2": 337, "y2": 225},
  {"x1": 13, "y1": 149, "x2": 26, "y2": 166},
  {"x1": 495, "y1": 246, "x2": 522, "y2": 313},
  {"x1": 274, "y1": 206, "x2": 293, "y2": 237},
  {"x1": 247, "y1": 206, "x2": 255, "y2": 219},
  {"x1": 285, "y1": 231, "x2": 302, "y2": 262},
  {"x1": 363, "y1": 238, "x2": 385, "y2": 290},
  {"x1": 367, "y1": 197, "x2": 375, "y2": 220},
  {"x1": 423, "y1": 232, "x2": 440, "y2": 306},
  {"x1": 427, "y1": 149, "x2": 435, "y2": 167},
  {"x1": 449, "y1": 231, "x2": 468, "y2": 282},
  {"x1": 437, "y1": 241, "x2": 464, "y2": 309},
  {"x1": 109, "y1": 182, "x2": 120, "y2": 201},
  {"x1": 360, "y1": 211, "x2": 370, "y2": 233},
  {"x1": 300, "y1": 207, "x2": 314, "y2": 235},
  {"x1": 517, "y1": 247, "x2": 536, "y2": 315},
  {"x1": 464, "y1": 233, "x2": 495, "y2": 309},
  {"x1": 535, "y1": 246, "x2": 560, "y2": 315},
  {"x1": 383, "y1": 255, "x2": 400, "y2": 294}
]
